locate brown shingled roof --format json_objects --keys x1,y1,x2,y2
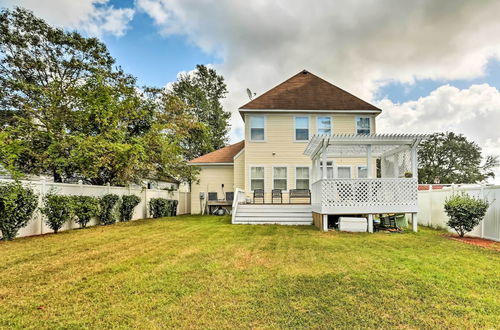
[
  {"x1": 240, "y1": 70, "x2": 380, "y2": 111},
  {"x1": 188, "y1": 140, "x2": 244, "y2": 164}
]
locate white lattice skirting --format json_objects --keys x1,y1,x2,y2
[{"x1": 312, "y1": 178, "x2": 418, "y2": 214}]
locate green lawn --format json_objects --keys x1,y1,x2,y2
[{"x1": 1, "y1": 216, "x2": 499, "y2": 329}]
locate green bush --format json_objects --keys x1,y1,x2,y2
[
  {"x1": 149, "y1": 198, "x2": 177, "y2": 218},
  {"x1": 41, "y1": 193, "x2": 74, "y2": 234},
  {"x1": 0, "y1": 181, "x2": 38, "y2": 240},
  {"x1": 120, "y1": 195, "x2": 141, "y2": 222},
  {"x1": 99, "y1": 194, "x2": 120, "y2": 225},
  {"x1": 444, "y1": 193, "x2": 489, "y2": 237},
  {"x1": 72, "y1": 195, "x2": 100, "y2": 228}
]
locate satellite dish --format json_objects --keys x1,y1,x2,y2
[{"x1": 246, "y1": 88, "x2": 256, "y2": 100}]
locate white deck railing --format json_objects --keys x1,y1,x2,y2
[
  {"x1": 312, "y1": 178, "x2": 418, "y2": 214},
  {"x1": 231, "y1": 188, "x2": 246, "y2": 223}
]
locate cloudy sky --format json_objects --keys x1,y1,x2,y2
[{"x1": 2, "y1": 0, "x2": 500, "y2": 182}]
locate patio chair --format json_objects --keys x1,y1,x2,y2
[
  {"x1": 379, "y1": 214, "x2": 397, "y2": 229},
  {"x1": 253, "y1": 189, "x2": 265, "y2": 204},
  {"x1": 289, "y1": 189, "x2": 311, "y2": 204},
  {"x1": 271, "y1": 189, "x2": 283, "y2": 204}
]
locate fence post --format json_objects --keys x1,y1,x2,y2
[
  {"x1": 144, "y1": 187, "x2": 148, "y2": 218},
  {"x1": 39, "y1": 177, "x2": 46, "y2": 235},
  {"x1": 480, "y1": 184, "x2": 485, "y2": 238},
  {"x1": 428, "y1": 184, "x2": 433, "y2": 227}
]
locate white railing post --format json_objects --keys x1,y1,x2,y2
[{"x1": 231, "y1": 188, "x2": 245, "y2": 224}]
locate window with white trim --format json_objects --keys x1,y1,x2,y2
[
  {"x1": 250, "y1": 116, "x2": 265, "y2": 141},
  {"x1": 295, "y1": 117, "x2": 309, "y2": 141},
  {"x1": 273, "y1": 167, "x2": 287, "y2": 190},
  {"x1": 356, "y1": 117, "x2": 371, "y2": 135},
  {"x1": 357, "y1": 166, "x2": 368, "y2": 178},
  {"x1": 317, "y1": 117, "x2": 331, "y2": 135},
  {"x1": 296, "y1": 167, "x2": 310, "y2": 189},
  {"x1": 250, "y1": 166, "x2": 264, "y2": 191},
  {"x1": 337, "y1": 166, "x2": 352, "y2": 178},
  {"x1": 320, "y1": 161, "x2": 334, "y2": 179}
]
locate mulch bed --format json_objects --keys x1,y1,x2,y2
[{"x1": 443, "y1": 234, "x2": 500, "y2": 251}]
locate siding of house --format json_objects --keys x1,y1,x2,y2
[
  {"x1": 244, "y1": 113, "x2": 376, "y2": 200},
  {"x1": 190, "y1": 165, "x2": 234, "y2": 214},
  {"x1": 234, "y1": 150, "x2": 245, "y2": 190}
]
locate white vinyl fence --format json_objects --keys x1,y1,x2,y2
[
  {"x1": 418, "y1": 184, "x2": 500, "y2": 242},
  {"x1": 0, "y1": 179, "x2": 190, "y2": 239}
]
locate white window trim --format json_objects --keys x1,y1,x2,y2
[
  {"x1": 249, "y1": 115, "x2": 266, "y2": 142},
  {"x1": 316, "y1": 116, "x2": 333, "y2": 135},
  {"x1": 320, "y1": 160, "x2": 335, "y2": 179},
  {"x1": 294, "y1": 165, "x2": 311, "y2": 189},
  {"x1": 249, "y1": 165, "x2": 265, "y2": 192},
  {"x1": 357, "y1": 165, "x2": 368, "y2": 179},
  {"x1": 355, "y1": 116, "x2": 372, "y2": 135},
  {"x1": 272, "y1": 165, "x2": 288, "y2": 192},
  {"x1": 294, "y1": 115, "x2": 311, "y2": 142},
  {"x1": 336, "y1": 165, "x2": 353, "y2": 179}
]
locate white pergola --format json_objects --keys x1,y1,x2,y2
[{"x1": 304, "y1": 133, "x2": 428, "y2": 232}]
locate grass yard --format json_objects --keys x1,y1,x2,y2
[{"x1": 1, "y1": 216, "x2": 499, "y2": 329}]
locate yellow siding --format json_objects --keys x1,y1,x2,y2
[
  {"x1": 190, "y1": 165, "x2": 234, "y2": 214},
  {"x1": 233, "y1": 150, "x2": 245, "y2": 190},
  {"x1": 244, "y1": 113, "x2": 377, "y2": 200}
]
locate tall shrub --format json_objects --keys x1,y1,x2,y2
[
  {"x1": 444, "y1": 193, "x2": 489, "y2": 237},
  {"x1": 72, "y1": 196, "x2": 100, "y2": 228},
  {"x1": 41, "y1": 193, "x2": 74, "y2": 234},
  {"x1": 120, "y1": 195, "x2": 141, "y2": 222},
  {"x1": 99, "y1": 194, "x2": 120, "y2": 225},
  {"x1": 149, "y1": 198, "x2": 173, "y2": 218},
  {"x1": 0, "y1": 181, "x2": 37, "y2": 240}
]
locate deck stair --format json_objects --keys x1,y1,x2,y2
[{"x1": 232, "y1": 204, "x2": 313, "y2": 225}]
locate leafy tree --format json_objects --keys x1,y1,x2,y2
[
  {"x1": 72, "y1": 195, "x2": 100, "y2": 228},
  {"x1": 171, "y1": 64, "x2": 230, "y2": 157},
  {"x1": 0, "y1": 181, "x2": 37, "y2": 240},
  {"x1": 444, "y1": 193, "x2": 489, "y2": 237},
  {"x1": 0, "y1": 8, "x2": 196, "y2": 185},
  {"x1": 41, "y1": 192, "x2": 74, "y2": 234},
  {"x1": 418, "y1": 132, "x2": 499, "y2": 184}
]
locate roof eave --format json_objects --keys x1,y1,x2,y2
[{"x1": 238, "y1": 108, "x2": 382, "y2": 120}]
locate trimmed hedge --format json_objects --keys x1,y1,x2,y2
[
  {"x1": 149, "y1": 198, "x2": 177, "y2": 218},
  {"x1": 120, "y1": 195, "x2": 141, "y2": 222},
  {"x1": 0, "y1": 181, "x2": 38, "y2": 240},
  {"x1": 72, "y1": 195, "x2": 100, "y2": 228},
  {"x1": 99, "y1": 194, "x2": 120, "y2": 225},
  {"x1": 444, "y1": 193, "x2": 489, "y2": 237},
  {"x1": 41, "y1": 193, "x2": 74, "y2": 234}
]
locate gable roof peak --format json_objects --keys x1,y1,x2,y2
[{"x1": 239, "y1": 70, "x2": 381, "y2": 112}]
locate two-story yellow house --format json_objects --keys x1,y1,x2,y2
[{"x1": 189, "y1": 70, "x2": 425, "y2": 232}]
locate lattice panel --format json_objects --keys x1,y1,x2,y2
[{"x1": 320, "y1": 178, "x2": 418, "y2": 208}]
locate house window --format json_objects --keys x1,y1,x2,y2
[
  {"x1": 250, "y1": 116, "x2": 265, "y2": 141},
  {"x1": 320, "y1": 161, "x2": 334, "y2": 178},
  {"x1": 273, "y1": 167, "x2": 287, "y2": 190},
  {"x1": 358, "y1": 166, "x2": 368, "y2": 178},
  {"x1": 296, "y1": 167, "x2": 310, "y2": 189},
  {"x1": 317, "y1": 117, "x2": 331, "y2": 135},
  {"x1": 356, "y1": 117, "x2": 371, "y2": 135},
  {"x1": 295, "y1": 117, "x2": 309, "y2": 141},
  {"x1": 337, "y1": 166, "x2": 352, "y2": 178},
  {"x1": 250, "y1": 166, "x2": 264, "y2": 191}
]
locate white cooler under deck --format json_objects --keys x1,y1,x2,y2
[{"x1": 338, "y1": 217, "x2": 368, "y2": 232}]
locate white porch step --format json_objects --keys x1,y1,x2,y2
[{"x1": 233, "y1": 204, "x2": 313, "y2": 225}]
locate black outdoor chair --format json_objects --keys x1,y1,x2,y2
[
  {"x1": 253, "y1": 189, "x2": 264, "y2": 204},
  {"x1": 271, "y1": 189, "x2": 283, "y2": 204},
  {"x1": 225, "y1": 192, "x2": 234, "y2": 202},
  {"x1": 289, "y1": 189, "x2": 311, "y2": 204},
  {"x1": 208, "y1": 192, "x2": 218, "y2": 201},
  {"x1": 379, "y1": 214, "x2": 397, "y2": 229}
]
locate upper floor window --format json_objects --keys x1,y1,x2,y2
[
  {"x1": 295, "y1": 117, "x2": 309, "y2": 141},
  {"x1": 250, "y1": 116, "x2": 265, "y2": 141},
  {"x1": 356, "y1": 117, "x2": 371, "y2": 135},
  {"x1": 317, "y1": 117, "x2": 331, "y2": 135}
]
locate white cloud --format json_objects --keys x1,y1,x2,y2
[
  {"x1": 377, "y1": 84, "x2": 500, "y2": 183},
  {"x1": 1, "y1": 0, "x2": 134, "y2": 37},
  {"x1": 135, "y1": 0, "x2": 500, "y2": 144}
]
